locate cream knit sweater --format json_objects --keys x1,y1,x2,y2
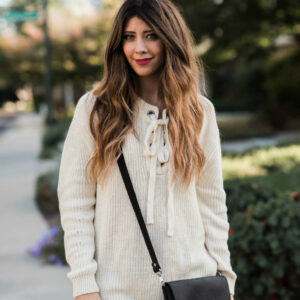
[{"x1": 57, "y1": 91, "x2": 237, "y2": 299}]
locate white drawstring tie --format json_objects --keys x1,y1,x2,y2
[{"x1": 143, "y1": 109, "x2": 175, "y2": 237}]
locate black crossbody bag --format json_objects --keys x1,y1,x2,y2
[{"x1": 117, "y1": 150, "x2": 231, "y2": 300}]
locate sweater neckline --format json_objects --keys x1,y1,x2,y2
[{"x1": 138, "y1": 97, "x2": 168, "y2": 120}]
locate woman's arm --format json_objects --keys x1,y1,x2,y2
[
  {"x1": 57, "y1": 92, "x2": 100, "y2": 299},
  {"x1": 196, "y1": 96, "x2": 237, "y2": 296}
]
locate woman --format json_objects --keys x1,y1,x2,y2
[{"x1": 57, "y1": 0, "x2": 237, "y2": 299}]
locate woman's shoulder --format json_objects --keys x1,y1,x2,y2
[
  {"x1": 197, "y1": 93, "x2": 216, "y2": 118},
  {"x1": 73, "y1": 90, "x2": 97, "y2": 122},
  {"x1": 65, "y1": 91, "x2": 97, "y2": 145},
  {"x1": 197, "y1": 93, "x2": 221, "y2": 148},
  {"x1": 75, "y1": 90, "x2": 97, "y2": 114},
  {"x1": 197, "y1": 93, "x2": 218, "y2": 131}
]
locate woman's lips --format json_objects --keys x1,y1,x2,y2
[{"x1": 135, "y1": 58, "x2": 153, "y2": 65}]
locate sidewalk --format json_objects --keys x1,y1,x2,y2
[
  {"x1": 0, "y1": 111, "x2": 72, "y2": 300},
  {"x1": 222, "y1": 130, "x2": 300, "y2": 153}
]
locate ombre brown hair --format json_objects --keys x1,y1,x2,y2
[{"x1": 88, "y1": 0, "x2": 208, "y2": 189}]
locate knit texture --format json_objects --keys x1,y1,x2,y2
[{"x1": 57, "y1": 91, "x2": 237, "y2": 299}]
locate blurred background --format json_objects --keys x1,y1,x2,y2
[{"x1": 0, "y1": 0, "x2": 299, "y2": 299}]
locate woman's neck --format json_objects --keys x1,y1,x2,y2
[{"x1": 138, "y1": 75, "x2": 166, "y2": 116}]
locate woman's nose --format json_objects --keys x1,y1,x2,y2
[{"x1": 135, "y1": 37, "x2": 147, "y2": 53}]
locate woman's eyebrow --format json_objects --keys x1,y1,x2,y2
[{"x1": 123, "y1": 30, "x2": 153, "y2": 33}]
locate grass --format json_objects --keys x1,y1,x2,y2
[
  {"x1": 225, "y1": 167, "x2": 300, "y2": 193},
  {"x1": 223, "y1": 143, "x2": 300, "y2": 193}
]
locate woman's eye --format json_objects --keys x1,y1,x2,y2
[
  {"x1": 123, "y1": 34, "x2": 158, "y2": 40},
  {"x1": 123, "y1": 34, "x2": 134, "y2": 40},
  {"x1": 147, "y1": 33, "x2": 158, "y2": 39}
]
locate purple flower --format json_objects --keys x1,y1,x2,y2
[
  {"x1": 55, "y1": 258, "x2": 63, "y2": 266},
  {"x1": 27, "y1": 246, "x2": 41, "y2": 257},
  {"x1": 40, "y1": 231, "x2": 51, "y2": 242},
  {"x1": 49, "y1": 225, "x2": 60, "y2": 238},
  {"x1": 48, "y1": 254, "x2": 57, "y2": 262},
  {"x1": 28, "y1": 225, "x2": 61, "y2": 263},
  {"x1": 40, "y1": 239, "x2": 48, "y2": 247}
]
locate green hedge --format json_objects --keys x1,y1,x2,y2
[{"x1": 225, "y1": 181, "x2": 300, "y2": 299}]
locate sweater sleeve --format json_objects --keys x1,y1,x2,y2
[
  {"x1": 57, "y1": 91, "x2": 100, "y2": 298},
  {"x1": 196, "y1": 95, "x2": 237, "y2": 295}
]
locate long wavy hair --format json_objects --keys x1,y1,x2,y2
[{"x1": 88, "y1": 0, "x2": 207, "y2": 189}]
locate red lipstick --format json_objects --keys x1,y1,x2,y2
[{"x1": 135, "y1": 58, "x2": 153, "y2": 65}]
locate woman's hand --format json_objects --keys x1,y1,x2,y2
[
  {"x1": 75, "y1": 292, "x2": 101, "y2": 300},
  {"x1": 230, "y1": 293, "x2": 234, "y2": 300}
]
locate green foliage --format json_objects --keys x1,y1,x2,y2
[
  {"x1": 253, "y1": 145, "x2": 300, "y2": 173},
  {"x1": 35, "y1": 170, "x2": 59, "y2": 219},
  {"x1": 223, "y1": 143, "x2": 300, "y2": 298},
  {"x1": 207, "y1": 47, "x2": 300, "y2": 131},
  {"x1": 208, "y1": 56, "x2": 267, "y2": 112},
  {"x1": 223, "y1": 144, "x2": 300, "y2": 182},
  {"x1": 39, "y1": 223, "x2": 67, "y2": 266},
  {"x1": 39, "y1": 119, "x2": 70, "y2": 159},
  {"x1": 33, "y1": 169, "x2": 67, "y2": 266},
  {"x1": 174, "y1": 0, "x2": 299, "y2": 60},
  {"x1": 173, "y1": 0, "x2": 300, "y2": 130},
  {"x1": 27, "y1": 220, "x2": 67, "y2": 266},
  {"x1": 0, "y1": 1, "x2": 112, "y2": 107},
  {"x1": 262, "y1": 47, "x2": 300, "y2": 128},
  {"x1": 225, "y1": 181, "x2": 300, "y2": 299}
]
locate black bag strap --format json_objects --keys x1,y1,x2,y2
[{"x1": 117, "y1": 150, "x2": 162, "y2": 277}]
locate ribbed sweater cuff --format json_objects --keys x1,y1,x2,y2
[
  {"x1": 72, "y1": 274, "x2": 100, "y2": 298},
  {"x1": 226, "y1": 275, "x2": 236, "y2": 296}
]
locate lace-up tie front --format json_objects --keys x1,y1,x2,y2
[{"x1": 143, "y1": 105, "x2": 175, "y2": 237}]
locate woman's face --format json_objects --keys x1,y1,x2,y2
[{"x1": 122, "y1": 16, "x2": 164, "y2": 78}]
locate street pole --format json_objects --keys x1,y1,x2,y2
[{"x1": 42, "y1": 0, "x2": 54, "y2": 123}]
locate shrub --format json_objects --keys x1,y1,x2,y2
[
  {"x1": 39, "y1": 119, "x2": 70, "y2": 159},
  {"x1": 35, "y1": 171, "x2": 59, "y2": 219},
  {"x1": 33, "y1": 169, "x2": 67, "y2": 266},
  {"x1": 225, "y1": 181, "x2": 300, "y2": 299},
  {"x1": 27, "y1": 222, "x2": 67, "y2": 266}
]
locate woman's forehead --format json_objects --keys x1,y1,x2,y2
[{"x1": 124, "y1": 16, "x2": 152, "y2": 31}]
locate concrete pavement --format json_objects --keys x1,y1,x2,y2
[
  {"x1": 0, "y1": 111, "x2": 72, "y2": 300},
  {"x1": 222, "y1": 130, "x2": 300, "y2": 153}
]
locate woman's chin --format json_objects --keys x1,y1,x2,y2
[
  {"x1": 133, "y1": 67, "x2": 160, "y2": 78},
  {"x1": 135, "y1": 70, "x2": 155, "y2": 77}
]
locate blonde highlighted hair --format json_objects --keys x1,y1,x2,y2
[{"x1": 88, "y1": 0, "x2": 207, "y2": 189}]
